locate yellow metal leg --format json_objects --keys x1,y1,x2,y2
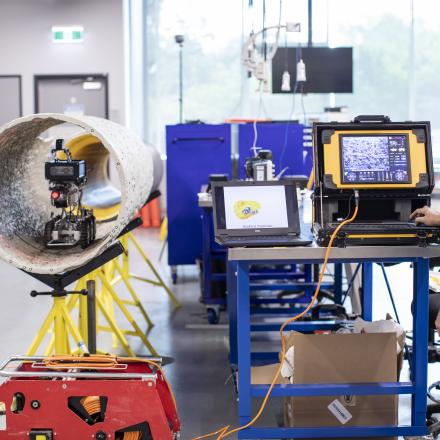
[
  {"x1": 113, "y1": 260, "x2": 154, "y2": 329},
  {"x1": 98, "y1": 270, "x2": 158, "y2": 356},
  {"x1": 53, "y1": 298, "x2": 67, "y2": 354},
  {"x1": 78, "y1": 283, "x2": 89, "y2": 344},
  {"x1": 99, "y1": 264, "x2": 119, "y2": 349},
  {"x1": 27, "y1": 295, "x2": 88, "y2": 356},
  {"x1": 27, "y1": 304, "x2": 58, "y2": 356},
  {"x1": 61, "y1": 302, "x2": 88, "y2": 353},
  {"x1": 95, "y1": 294, "x2": 135, "y2": 356},
  {"x1": 42, "y1": 290, "x2": 80, "y2": 356},
  {"x1": 128, "y1": 232, "x2": 181, "y2": 308},
  {"x1": 120, "y1": 235, "x2": 130, "y2": 279}
]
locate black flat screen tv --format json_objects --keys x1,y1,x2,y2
[{"x1": 272, "y1": 46, "x2": 353, "y2": 94}]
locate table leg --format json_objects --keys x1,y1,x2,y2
[
  {"x1": 362, "y1": 262, "x2": 373, "y2": 321},
  {"x1": 334, "y1": 263, "x2": 343, "y2": 304},
  {"x1": 201, "y1": 207, "x2": 212, "y2": 305},
  {"x1": 237, "y1": 261, "x2": 251, "y2": 428},
  {"x1": 304, "y1": 264, "x2": 313, "y2": 303},
  {"x1": 228, "y1": 260, "x2": 238, "y2": 366},
  {"x1": 411, "y1": 257, "x2": 429, "y2": 429}
]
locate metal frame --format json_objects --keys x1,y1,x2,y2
[
  {"x1": 34, "y1": 73, "x2": 109, "y2": 119},
  {"x1": 0, "y1": 74, "x2": 23, "y2": 117},
  {"x1": 228, "y1": 245, "x2": 434, "y2": 438},
  {"x1": 0, "y1": 356, "x2": 160, "y2": 380},
  {"x1": 201, "y1": 202, "x2": 342, "y2": 325}
]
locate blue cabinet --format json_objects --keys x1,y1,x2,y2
[
  {"x1": 166, "y1": 124, "x2": 232, "y2": 266},
  {"x1": 166, "y1": 122, "x2": 311, "y2": 270},
  {"x1": 238, "y1": 122, "x2": 308, "y2": 178}
]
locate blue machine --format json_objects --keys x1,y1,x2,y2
[{"x1": 166, "y1": 124, "x2": 232, "y2": 281}]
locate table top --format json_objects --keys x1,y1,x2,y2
[{"x1": 228, "y1": 244, "x2": 440, "y2": 262}]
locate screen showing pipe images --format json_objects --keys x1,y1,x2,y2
[
  {"x1": 340, "y1": 134, "x2": 410, "y2": 184},
  {"x1": 224, "y1": 185, "x2": 289, "y2": 230}
]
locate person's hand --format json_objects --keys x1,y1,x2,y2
[{"x1": 409, "y1": 206, "x2": 440, "y2": 226}]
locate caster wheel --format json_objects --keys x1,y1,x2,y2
[
  {"x1": 207, "y1": 308, "x2": 220, "y2": 325},
  {"x1": 171, "y1": 267, "x2": 178, "y2": 284}
]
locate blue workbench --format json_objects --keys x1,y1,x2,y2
[
  {"x1": 227, "y1": 244, "x2": 439, "y2": 438},
  {"x1": 199, "y1": 197, "x2": 343, "y2": 324}
]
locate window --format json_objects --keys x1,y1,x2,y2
[
  {"x1": 141, "y1": 0, "x2": 440, "y2": 164},
  {"x1": 145, "y1": 0, "x2": 243, "y2": 152}
]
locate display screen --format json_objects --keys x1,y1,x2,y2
[
  {"x1": 340, "y1": 134, "x2": 411, "y2": 184},
  {"x1": 49, "y1": 165, "x2": 75, "y2": 177},
  {"x1": 272, "y1": 47, "x2": 353, "y2": 94},
  {"x1": 223, "y1": 185, "x2": 288, "y2": 230}
]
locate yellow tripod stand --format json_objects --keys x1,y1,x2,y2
[
  {"x1": 26, "y1": 242, "x2": 128, "y2": 356},
  {"x1": 27, "y1": 287, "x2": 90, "y2": 356},
  {"x1": 39, "y1": 265, "x2": 159, "y2": 357},
  {"x1": 26, "y1": 223, "x2": 166, "y2": 357}
]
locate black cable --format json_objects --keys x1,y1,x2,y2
[{"x1": 342, "y1": 193, "x2": 355, "y2": 221}]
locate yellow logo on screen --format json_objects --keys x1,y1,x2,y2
[{"x1": 234, "y1": 201, "x2": 261, "y2": 219}]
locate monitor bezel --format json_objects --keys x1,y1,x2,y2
[
  {"x1": 212, "y1": 180, "x2": 300, "y2": 237},
  {"x1": 339, "y1": 133, "x2": 411, "y2": 185}
]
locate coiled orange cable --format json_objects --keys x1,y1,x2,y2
[
  {"x1": 80, "y1": 395, "x2": 102, "y2": 421},
  {"x1": 122, "y1": 432, "x2": 142, "y2": 440}
]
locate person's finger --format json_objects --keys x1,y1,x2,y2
[
  {"x1": 410, "y1": 208, "x2": 423, "y2": 219},
  {"x1": 411, "y1": 206, "x2": 431, "y2": 219},
  {"x1": 415, "y1": 216, "x2": 426, "y2": 224}
]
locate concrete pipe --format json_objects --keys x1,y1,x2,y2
[{"x1": 0, "y1": 113, "x2": 162, "y2": 275}]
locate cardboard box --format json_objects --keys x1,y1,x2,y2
[
  {"x1": 251, "y1": 363, "x2": 288, "y2": 385},
  {"x1": 285, "y1": 332, "x2": 398, "y2": 440}
]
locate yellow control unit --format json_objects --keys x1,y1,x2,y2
[{"x1": 313, "y1": 115, "x2": 437, "y2": 246}]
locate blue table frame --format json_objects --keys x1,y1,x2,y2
[
  {"x1": 227, "y1": 245, "x2": 439, "y2": 439},
  {"x1": 200, "y1": 201, "x2": 343, "y2": 324}
]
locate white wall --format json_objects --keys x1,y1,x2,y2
[{"x1": 0, "y1": 0, "x2": 125, "y2": 123}]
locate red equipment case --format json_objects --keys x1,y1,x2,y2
[{"x1": 0, "y1": 356, "x2": 180, "y2": 440}]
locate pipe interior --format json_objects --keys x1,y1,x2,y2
[{"x1": 0, "y1": 118, "x2": 122, "y2": 260}]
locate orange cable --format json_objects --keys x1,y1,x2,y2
[
  {"x1": 192, "y1": 425, "x2": 231, "y2": 440},
  {"x1": 193, "y1": 205, "x2": 359, "y2": 440},
  {"x1": 122, "y1": 432, "x2": 142, "y2": 440},
  {"x1": 42, "y1": 355, "x2": 178, "y2": 415},
  {"x1": 80, "y1": 395, "x2": 101, "y2": 421}
]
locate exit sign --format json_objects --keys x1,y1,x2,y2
[{"x1": 52, "y1": 26, "x2": 84, "y2": 43}]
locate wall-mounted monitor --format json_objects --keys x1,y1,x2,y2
[{"x1": 272, "y1": 47, "x2": 353, "y2": 94}]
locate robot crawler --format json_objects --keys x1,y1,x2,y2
[{"x1": 44, "y1": 139, "x2": 96, "y2": 249}]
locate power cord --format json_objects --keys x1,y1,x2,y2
[{"x1": 193, "y1": 199, "x2": 360, "y2": 440}]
